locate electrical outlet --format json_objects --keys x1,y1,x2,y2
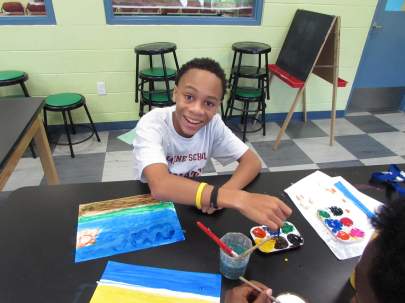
[{"x1": 97, "y1": 81, "x2": 106, "y2": 96}]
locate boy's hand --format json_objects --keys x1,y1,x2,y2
[
  {"x1": 236, "y1": 192, "x2": 292, "y2": 230},
  {"x1": 225, "y1": 281, "x2": 273, "y2": 303}
]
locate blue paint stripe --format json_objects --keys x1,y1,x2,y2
[
  {"x1": 75, "y1": 207, "x2": 185, "y2": 262},
  {"x1": 334, "y1": 181, "x2": 375, "y2": 219},
  {"x1": 101, "y1": 261, "x2": 221, "y2": 298}
]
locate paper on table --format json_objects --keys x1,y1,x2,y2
[
  {"x1": 285, "y1": 171, "x2": 382, "y2": 260},
  {"x1": 117, "y1": 129, "x2": 136, "y2": 145}
]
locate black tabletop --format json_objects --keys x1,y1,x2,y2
[
  {"x1": 0, "y1": 97, "x2": 44, "y2": 169},
  {"x1": 0, "y1": 165, "x2": 398, "y2": 303}
]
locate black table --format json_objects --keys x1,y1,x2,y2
[
  {"x1": 0, "y1": 165, "x2": 397, "y2": 303},
  {"x1": 0, "y1": 98, "x2": 59, "y2": 189}
]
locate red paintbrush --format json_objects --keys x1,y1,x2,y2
[{"x1": 196, "y1": 221, "x2": 239, "y2": 257}]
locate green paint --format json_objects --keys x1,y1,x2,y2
[
  {"x1": 318, "y1": 210, "x2": 330, "y2": 218},
  {"x1": 78, "y1": 202, "x2": 174, "y2": 223},
  {"x1": 281, "y1": 222, "x2": 294, "y2": 233}
]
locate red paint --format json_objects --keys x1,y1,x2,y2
[
  {"x1": 252, "y1": 227, "x2": 266, "y2": 238},
  {"x1": 340, "y1": 217, "x2": 353, "y2": 227},
  {"x1": 337, "y1": 231, "x2": 350, "y2": 240}
]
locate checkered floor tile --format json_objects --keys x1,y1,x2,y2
[{"x1": 4, "y1": 111, "x2": 405, "y2": 191}]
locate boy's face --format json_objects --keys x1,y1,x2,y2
[{"x1": 172, "y1": 68, "x2": 223, "y2": 138}]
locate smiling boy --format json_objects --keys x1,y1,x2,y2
[{"x1": 133, "y1": 58, "x2": 291, "y2": 228}]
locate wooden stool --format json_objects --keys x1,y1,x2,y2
[
  {"x1": 134, "y1": 42, "x2": 179, "y2": 117},
  {"x1": 43, "y1": 93, "x2": 100, "y2": 158}
]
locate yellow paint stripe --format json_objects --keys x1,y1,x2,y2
[{"x1": 90, "y1": 285, "x2": 215, "y2": 303}]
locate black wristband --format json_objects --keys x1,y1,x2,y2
[{"x1": 209, "y1": 186, "x2": 219, "y2": 209}]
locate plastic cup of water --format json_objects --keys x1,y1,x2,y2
[{"x1": 219, "y1": 232, "x2": 252, "y2": 280}]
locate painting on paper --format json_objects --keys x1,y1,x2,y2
[
  {"x1": 75, "y1": 195, "x2": 185, "y2": 262},
  {"x1": 90, "y1": 261, "x2": 221, "y2": 303}
]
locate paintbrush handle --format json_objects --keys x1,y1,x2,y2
[
  {"x1": 238, "y1": 276, "x2": 279, "y2": 303},
  {"x1": 238, "y1": 237, "x2": 273, "y2": 258}
]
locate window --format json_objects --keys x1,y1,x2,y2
[
  {"x1": 0, "y1": 0, "x2": 56, "y2": 25},
  {"x1": 104, "y1": 0, "x2": 263, "y2": 25}
]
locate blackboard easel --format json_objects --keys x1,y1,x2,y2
[{"x1": 269, "y1": 10, "x2": 346, "y2": 150}]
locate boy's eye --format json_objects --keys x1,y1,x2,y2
[
  {"x1": 184, "y1": 94, "x2": 193, "y2": 101},
  {"x1": 205, "y1": 101, "x2": 215, "y2": 108}
]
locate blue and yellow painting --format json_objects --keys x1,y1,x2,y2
[
  {"x1": 75, "y1": 195, "x2": 185, "y2": 262},
  {"x1": 385, "y1": 0, "x2": 405, "y2": 11},
  {"x1": 90, "y1": 261, "x2": 221, "y2": 303}
]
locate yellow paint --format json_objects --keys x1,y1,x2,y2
[
  {"x1": 90, "y1": 284, "x2": 214, "y2": 303},
  {"x1": 254, "y1": 237, "x2": 276, "y2": 253}
]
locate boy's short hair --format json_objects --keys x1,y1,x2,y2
[
  {"x1": 370, "y1": 198, "x2": 405, "y2": 302},
  {"x1": 175, "y1": 57, "x2": 227, "y2": 100}
]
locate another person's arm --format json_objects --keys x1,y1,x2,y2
[{"x1": 225, "y1": 281, "x2": 273, "y2": 303}]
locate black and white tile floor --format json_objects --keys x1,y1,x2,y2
[{"x1": 4, "y1": 111, "x2": 405, "y2": 192}]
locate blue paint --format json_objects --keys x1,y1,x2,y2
[
  {"x1": 334, "y1": 181, "x2": 375, "y2": 219},
  {"x1": 75, "y1": 204, "x2": 185, "y2": 262},
  {"x1": 101, "y1": 261, "x2": 221, "y2": 297},
  {"x1": 325, "y1": 218, "x2": 342, "y2": 233}
]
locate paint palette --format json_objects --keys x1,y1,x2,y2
[
  {"x1": 249, "y1": 221, "x2": 304, "y2": 254},
  {"x1": 317, "y1": 206, "x2": 366, "y2": 243}
]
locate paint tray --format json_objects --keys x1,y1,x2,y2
[
  {"x1": 249, "y1": 221, "x2": 304, "y2": 254},
  {"x1": 317, "y1": 206, "x2": 365, "y2": 243}
]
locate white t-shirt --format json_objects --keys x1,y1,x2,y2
[{"x1": 133, "y1": 106, "x2": 248, "y2": 182}]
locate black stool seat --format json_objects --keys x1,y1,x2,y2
[
  {"x1": 134, "y1": 42, "x2": 179, "y2": 117},
  {"x1": 43, "y1": 93, "x2": 100, "y2": 158},
  {"x1": 232, "y1": 41, "x2": 272, "y2": 54},
  {"x1": 135, "y1": 42, "x2": 177, "y2": 55}
]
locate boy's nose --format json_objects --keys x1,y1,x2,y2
[{"x1": 189, "y1": 100, "x2": 204, "y2": 114}]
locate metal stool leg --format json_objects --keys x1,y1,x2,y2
[
  {"x1": 242, "y1": 100, "x2": 249, "y2": 142},
  {"x1": 20, "y1": 81, "x2": 30, "y2": 97},
  {"x1": 67, "y1": 110, "x2": 76, "y2": 134},
  {"x1": 61, "y1": 110, "x2": 75, "y2": 158},
  {"x1": 83, "y1": 104, "x2": 100, "y2": 142}
]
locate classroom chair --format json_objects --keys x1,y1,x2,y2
[
  {"x1": 1, "y1": 1, "x2": 25, "y2": 15},
  {"x1": 134, "y1": 42, "x2": 179, "y2": 117},
  {"x1": 0, "y1": 70, "x2": 36, "y2": 158},
  {"x1": 43, "y1": 93, "x2": 100, "y2": 158},
  {"x1": 224, "y1": 41, "x2": 271, "y2": 142},
  {"x1": 26, "y1": 2, "x2": 46, "y2": 15}
]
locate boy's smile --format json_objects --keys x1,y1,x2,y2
[{"x1": 172, "y1": 68, "x2": 223, "y2": 138}]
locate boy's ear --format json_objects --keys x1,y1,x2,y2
[{"x1": 172, "y1": 85, "x2": 178, "y2": 103}]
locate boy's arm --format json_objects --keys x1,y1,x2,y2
[
  {"x1": 221, "y1": 149, "x2": 261, "y2": 190},
  {"x1": 144, "y1": 163, "x2": 292, "y2": 230}
]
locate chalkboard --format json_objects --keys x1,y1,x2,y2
[{"x1": 276, "y1": 10, "x2": 335, "y2": 82}]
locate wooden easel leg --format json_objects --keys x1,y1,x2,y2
[
  {"x1": 302, "y1": 87, "x2": 307, "y2": 123},
  {"x1": 273, "y1": 87, "x2": 305, "y2": 150},
  {"x1": 33, "y1": 117, "x2": 60, "y2": 185}
]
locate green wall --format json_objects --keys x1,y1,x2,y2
[{"x1": 0, "y1": 0, "x2": 378, "y2": 125}]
